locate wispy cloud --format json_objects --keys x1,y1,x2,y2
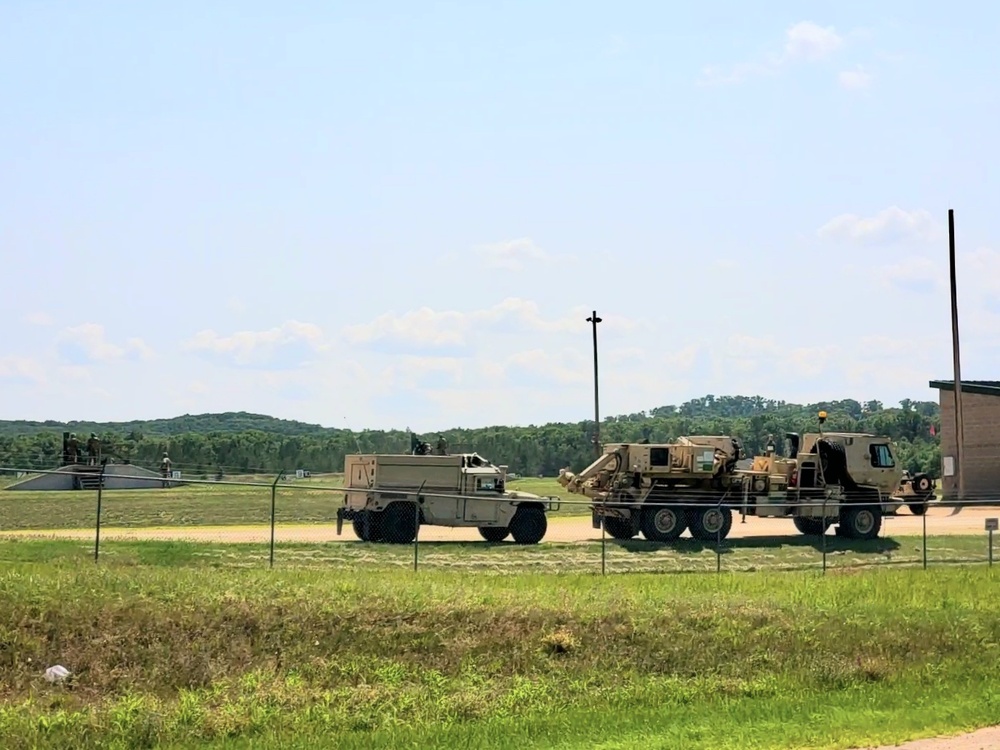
[
  {"x1": 817, "y1": 206, "x2": 943, "y2": 244},
  {"x1": 838, "y1": 64, "x2": 872, "y2": 90},
  {"x1": 183, "y1": 320, "x2": 329, "y2": 369},
  {"x1": 55, "y1": 323, "x2": 154, "y2": 365},
  {"x1": 699, "y1": 21, "x2": 855, "y2": 86}
]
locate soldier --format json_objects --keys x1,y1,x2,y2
[
  {"x1": 160, "y1": 452, "x2": 172, "y2": 487},
  {"x1": 86, "y1": 433, "x2": 101, "y2": 465},
  {"x1": 436, "y1": 435, "x2": 448, "y2": 455},
  {"x1": 67, "y1": 433, "x2": 80, "y2": 464}
]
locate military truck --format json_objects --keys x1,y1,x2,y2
[
  {"x1": 336, "y1": 451, "x2": 560, "y2": 544},
  {"x1": 558, "y1": 434, "x2": 749, "y2": 542},
  {"x1": 749, "y1": 415, "x2": 937, "y2": 538},
  {"x1": 558, "y1": 413, "x2": 937, "y2": 542}
]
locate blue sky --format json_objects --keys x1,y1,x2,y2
[{"x1": 2, "y1": 1, "x2": 999, "y2": 431}]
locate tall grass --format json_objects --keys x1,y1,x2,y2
[{"x1": 1, "y1": 563, "x2": 999, "y2": 748}]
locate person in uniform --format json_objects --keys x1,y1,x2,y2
[
  {"x1": 160, "y1": 452, "x2": 172, "y2": 487},
  {"x1": 436, "y1": 435, "x2": 448, "y2": 455},
  {"x1": 67, "y1": 433, "x2": 80, "y2": 464},
  {"x1": 86, "y1": 433, "x2": 101, "y2": 465}
]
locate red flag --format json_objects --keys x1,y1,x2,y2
[{"x1": 930, "y1": 424, "x2": 936, "y2": 436}]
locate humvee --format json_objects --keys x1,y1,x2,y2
[{"x1": 336, "y1": 451, "x2": 560, "y2": 544}]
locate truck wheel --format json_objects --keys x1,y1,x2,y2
[
  {"x1": 839, "y1": 505, "x2": 881, "y2": 540},
  {"x1": 478, "y1": 526, "x2": 509, "y2": 543},
  {"x1": 912, "y1": 474, "x2": 933, "y2": 494},
  {"x1": 908, "y1": 502, "x2": 928, "y2": 516},
  {"x1": 640, "y1": 505, "x2": 686, "y2": 542},
  {"x1": 689, "y1": 506, "x2": 733, "y2": 541},
  {"x1": 509, "y1": 506, "x2": 547, "y2": 544},
  {"x1": 352, "y1": 511, "x2": 384, "y2": 542},
  {"x1": 382, "y1": 502, "x2": 418, "y2": 544},
  {"x1": 603, "y1": 517, "x2": 637, "y2": 540},
  {"x1": 792, "y1": 516, "x2": 829, "y2": 536}
]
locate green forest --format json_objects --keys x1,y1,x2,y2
[{"x1": 0, "y1": 395, "x2": 942, "y2": 479}]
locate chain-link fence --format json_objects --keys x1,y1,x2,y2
[{"x1": 2, "y1": 463, "x2": 999, "y2": 575}]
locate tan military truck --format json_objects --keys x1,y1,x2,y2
[
  {"x1": 336, "y1": 451, "x2": 560, "y2": 544},
  {"x1": 558, "y1": 435, "x2": 750, "y2": 542},
  {"x1": 749, "y1": 414, "x2": 937, "y2": 538},
  {"x1": 558, "y1": 413, "x2": 937, "y2": 542}
]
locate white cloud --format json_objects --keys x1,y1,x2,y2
[
  {"x1": 784, "y1": 21, "x2": 843, "y2": 61},
  {"x1": 0, "y1": 356, "x2": 47, "y2": 384},
  {"x1": 817, "y1": 206, "x2": 943, "y2": 244},
  {"x1": 505, "y1": 348, "x2": 590, "y2": 386},
  {"x1": 471, "y1": 238, "x2": 551, "y2": 272},
  {"x1": 445, "y1": 237, "x2": 575, "y2": 273},
  {"x1": 699, "y1": 21, "x2": 847, "y2": 86},
  {"x1": 342, "y1": 298, "x2": 642, "y2": 351},
  {"x1": 24, "y1": 312, "x2": 53, "y2": 326},
  {"x1": 183, "y1": 320, "x2": 328, "y2": 368},
  {"x1": 838, "y1": 65, "x2": 872, "y2": 90},
  {"x1": 55, "y1": 323, "x2": 154, "y2": 364}
]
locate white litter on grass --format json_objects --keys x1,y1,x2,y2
[{"x1": 44, "y1": 665, "x2": 70, "y2": 683}]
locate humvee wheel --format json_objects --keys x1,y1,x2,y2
[
  {"x1": 640, "y1": 505, "x2": 685, "y2": 542},
  {"x1": 908, "y1": 501, "x2": 928, "y2": 516},
  {"x1": 478, "y1": 526, "x2": 509, "y2": 543},
  {"x1": 382, "y1": 502, "x2": 419, "y2": 544},
  {"x1": 839, "y1": 505, "x2": 882, "y2": 540},
  {"x1": 603, "y1": 516, "x2": 637, "y2": 540},
  {"x1": 912, "y1": 473, "x2": 933, "y2": 494},
  {"x1": 509, "y1": 506, "x2": 547, "y2": 544},
  {"x1": 793, "y1": 516, "x2": 829, "y2": 536},
  {"x1": 689, "y1": 506, "x2": 733, "y2": 541},
  {"x1": 352, "y1": 511, "x2": 384, "y2": 542}
]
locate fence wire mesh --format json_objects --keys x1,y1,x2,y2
[{"x1": 1, "y1": 464, "x2": 999, "y2": 576}]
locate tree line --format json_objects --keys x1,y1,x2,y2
[{"x1": 0, "y1": 395, "x2": 942, "y2": 479}]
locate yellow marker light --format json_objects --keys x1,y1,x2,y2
[{"x1": 818, "y1": 411, "x2": 827, "y2": 418}]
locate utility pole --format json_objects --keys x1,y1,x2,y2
[
  {"x1": 948, "y1": 208, "x2": 966, "y2": 501},
  {"x1": 587, "y1": 311, "x2": 602, "y2": 457}
]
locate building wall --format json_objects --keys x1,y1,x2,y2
[{"x1": 939, "y1": 390, "x2": 1000, "y2": 499}]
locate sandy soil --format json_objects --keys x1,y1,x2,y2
[
  {"x1": 3, "y1": 505, "x2": 997, "y2": 544},
  {"x1": 849, "y1": 725, "x2": 1000, "y2": 749}
]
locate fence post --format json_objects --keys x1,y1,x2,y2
[
  {"x1": 821, "y1": 496, "x2": 828, "y2": 575},
  {"x1": 922, "y1": 509, "x2": 927, "y2": 570},
  {"x1": 94, "y1": 460, "x2": 108, "y2": 563},
  {"x1": 414, "y1": 481, "x2": 425, "y2": 572},
  {"x1": 716, "y1": 497, "x2": 723, "y2": 574},
  {"x1": 269, "y1": 473, "x2": 282, "y2": 569},
  {"x1": 601, "y1": 498, "x2": 607, "y2": 576}
]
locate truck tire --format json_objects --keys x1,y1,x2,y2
[
  {"x1": 478, "y1": 526, "x2": 509, "y2": 543},
  {"x1": 793, "y1": 516, "x2": 829, "y2": 536},
  {"x1": 689, "y1": 506, "x2": 733, "y2": 541},
  {"x1": 908, "y1": 501, "x2": 928, "y2": 516},
  {"x1": 839, "y1": 505, "x2": 882, "y2": 540},
  {"x1": 640, "y1": 505, "x2": 686, "y2": 542},
  {"x1": 912, "y1": 473, "x2": 933, "y2": 494},
  {"x1": 382, "y1": 502, "x2": 419, "y2": 544},
  {"x1": 352, "y1": 511, "x2": 384, "y2": 542},
  {"x1": 509, "y1": 506, "x2": 547, "y2": 544},
  {"x1": 603, "y1": 516, "x2": 637, "y2": 540}
]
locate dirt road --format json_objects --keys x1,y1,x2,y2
[
  {"x1": 3, "y1": 505, "x2": 995, "y2": 544},
  {"x1": 851, "y1": 725, "x2": 1000, "y2": 749}
]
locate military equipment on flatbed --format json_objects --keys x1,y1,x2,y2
[
  {"x1": 336, "y1": 451, "x2": 560, "y2": 544},
  {"x1": 558, "y1": 412, "x2": 937, "y2": 542}
]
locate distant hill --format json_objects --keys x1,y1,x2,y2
[
  {"x1": 0, "y1": 395, "x2": 942, "y2": 479},
  {"x1": 0, "y1": 411, "x2": 335, "y2": 439}
]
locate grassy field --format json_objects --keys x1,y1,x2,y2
[
  {"x1": 0, "y1": 475, "x2": 588, "y2": 531},
  {"x1": 1, "y1": 557, "x2": 999, "y2": 749},
  {"x1": 0, "y1": 532, "x2": 995, "y2": 575}
]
